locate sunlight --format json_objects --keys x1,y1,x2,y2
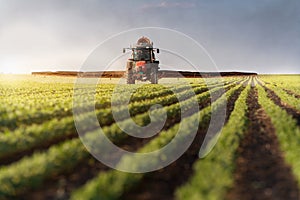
[
  {"x1": 0, "y1": 60, "x2": 29, "y2": 74},
  {"x1": 0, "y1": 66, "x2": 19, "y2": 74}
]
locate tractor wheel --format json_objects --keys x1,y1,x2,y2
[
  {"x1": 150, "y1": 67, "x2": 158, "y2": 84},
  {"x1": 126, "y1": 61, "x2": 135, "y2": 84},
  {"x1": 126, "y1": 69, "x2": 135, "y2": 84}
]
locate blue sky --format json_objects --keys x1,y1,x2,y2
[{"x1": 0, "y1": 0, "x2": 299, "y2": 74}]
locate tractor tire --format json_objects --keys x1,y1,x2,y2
[
  {"x1": 126, "y1": 61, "x2": 135, "y2": 84},
  {"x1": 126, "y1": 69, "x2": 135, "y2": 84},
  {"x1": 150, "y1": 67, "x2": 158, "y2": 84}
]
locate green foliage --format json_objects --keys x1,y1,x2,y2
[
  {"x1": 0, "y1": 81, "x2": 229, "y2": 160},
  {"x1": 1, "y1": 74, "x2": 299, "y2": 200},
  {"x1": 69, "y1": 82, "x2": 244, "y2": 200},
  {"x1": 259, "y1": 75, "x2": 300, "y2": 98},
  {"x1": 0, "y1": 77, "x2": 238, "y2": 198},
  {"x1": 175, "y1": 83, "x2": 251, "y2": 200},
  {"x1": 257, "y1": 84, "x2": 300, "y2": 185},
  {"x1": 259, "y1": 78, "x2": 300, "y2": 110},
  {"x1": 0, "y1": 139, "x2": 87, "y2": 198}
]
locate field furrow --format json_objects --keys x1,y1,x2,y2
[
  {"x1": 0, "y1": 84, "x2": 186, "y2": 131},
  {"x1": 0, "y1": 82, "x2": 236, "y2": 166},
  {"x1": 68, "y1": 80, "x2": 246, "y2": 200},
  {"x1": 1, "y1": 80, "x2": 234, "y2": 132},
  {"x1": 121, "y1": 81, "x2": 247, "y2": 200},
  {"x1": 22, "y1": 79, "x2": 246, "y2": 199},
  {"x1": 175, "y1": 79, "x2": 251, "y2": 200},
  {"x1": 283, "y1": 89, "x2": 300, "y2": 99},
  {"x1": 0, "y1": 80, "x2": 245, "y2": 199},
  {"x1": 2, "y1": 74, "x2": 299, "y2": 200},
  {"x1": 256, "y1": 80, "x2": 300, "y2": 125},
  {"x1": 257, "y1": 83, "x2": 300, "y2": 187},
  {"x1": 227, "y1": 86, "x2": 299, "y2": 200}
]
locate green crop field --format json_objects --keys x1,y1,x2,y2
[{"x1": 0, "y1": 74, "x2": 299, "y2": 200}]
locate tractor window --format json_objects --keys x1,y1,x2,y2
[{"x1": 133, "y1": 49, "x2": 151, "y2": 61}]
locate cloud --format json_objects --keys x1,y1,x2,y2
[{"x1": 0, "y1": 0, "x2": 299, "y2": 74}]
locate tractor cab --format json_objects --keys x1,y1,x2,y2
[
  {"x1": 133, "y1": 48, "x2": 151, "y2": 61},
  {"x1": 123, "y1": 37, "x2": 160, "y2": 84}
]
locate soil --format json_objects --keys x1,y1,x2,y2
[
  {"x1": 16, "y1": 80, "x2": 244, "y2": 200},
  {"x1": 22, "y1": 83, "x2": 226, "y2": 199},
  {"x1": 227, "y1": 87, "x2": 299, "y2": 200},
  {"x1": 117, "y1": 83, "x2": 235, "y2": 152},
  {"x1": 0, "y1": 133, "x2": 78, "y2": 166},
  {"x1": 7, "y1": 76, "x2": 300, "y2": 200},
  {"x1": 24, "y1": 157, "x2": 109, "y2": 200},
  {"x1": 121, "y1": 84, "x2": 246, "y2": 200},
  {"x1": 257, "y1": 80, "x2": 300, "y2": 125},
  {"x1": 283, "y1": 89, "x2": 300, "y2": 99}
]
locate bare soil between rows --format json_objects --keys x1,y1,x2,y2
[
  {"x1": 283, "y1": 89, "x2": 300, "y2": 99},
  {"x1": 24, "y1": 84, "x2": 237, "y2": 200},
  {"x1": 117, "y1": 84, "x2": 234, "y2": 152},
  {"x1": 1, "y1": 86, "x2": 212, "y2": 166},
  {"x1": 227, "y1": 87, "x2": 299, "y2": 200},
  {"x1": 121, "y1": 84, "x2": 246, "y2": 200},
  {"x1": 15, "y1": 81, "x2": 244, "y2": 200},
  {"x1": 257, "y1": 80, "x2": 300, "y2": 126},
  {"x1": 0, "y1": 134, "x2": 78, "y2": 166}
]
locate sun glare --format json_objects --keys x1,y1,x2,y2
[{"x1": 0, "y1": 66, "x2": 27, "y2": 74}]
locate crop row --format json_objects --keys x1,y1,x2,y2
[
  {"x1": 256, "y1": 84, "x2": 300, "y2": 183},
  {"x1": 0, "y1": 79, "x2": 241, "y2": 162},
  {"x1": 1, "y1": 76, "x2": 241, "y2": 115},
  {"x1": 257, "y1": 80, "x2": 300, "y2": 111},
  {"x1": 0, "y1": 82, "x2": 208, "y2": 131},
  {"x1": 0, "y1": 81, "x2": 245, "y2": 198},
  {"x1": 69, "y1": 83, "x2": 245, "y2": 200},
  {"x1": 176, "y1": 83, "x2": 251, "y2": 199},
  {"x1": 259, "y1": 75, "x2": 300, "y2": 96}
]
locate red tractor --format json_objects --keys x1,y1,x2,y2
[{"x1": 123, "y1": 37, "x2": 160, "y2": 84}]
